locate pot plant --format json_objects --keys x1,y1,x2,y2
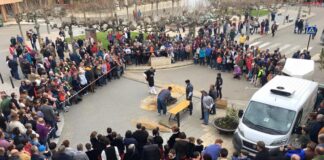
[{"x1": 213, "y1": 106, "x2": 239, "y2": 134}]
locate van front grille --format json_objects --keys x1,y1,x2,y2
[{"x1": 242, "y1": 140, "x2": 257, "y2": 152}]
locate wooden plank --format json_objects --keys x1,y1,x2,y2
[{"x1": 168, "y1": 100, "x2": 190, "y2": 115}]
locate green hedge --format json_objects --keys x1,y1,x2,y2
[{"x1": 66, "y1": 31, "x2": 148, "y2": 50}]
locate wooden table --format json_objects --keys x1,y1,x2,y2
[{"x1": 168, "y1": 99, "x2": 190, "y2": 127}]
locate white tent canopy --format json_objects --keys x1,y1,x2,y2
[{"x1": 282, "y1": 58, "x2": 315, "y2": 80}]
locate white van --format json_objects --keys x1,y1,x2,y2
[
  {"x1": 233, "y1": 75, "x2": 318, "y2": 155},
  {"x1": 282, "y1": 58, "x2": 315, "y2": 81}
]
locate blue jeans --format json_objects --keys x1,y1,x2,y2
[
  {"x1": 203, "y1": 110, "x2": 209, "y2": 124},
  {"x1": 157, "y1": 98, "x2": 167, "y2": 115},
  {"x1": 11, "y1": 69, "x2": 20, "y2": 80}
]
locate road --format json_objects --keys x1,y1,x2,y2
[{"x1": 249, "y1": 7, "x2": 324, "y2": 57}]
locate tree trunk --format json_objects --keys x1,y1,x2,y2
[
  {"x1": 33, "y1": 17, "x2": 42, "y2": 49},
  {"x1": 83, "y1": 11, "x2": 86, "y2": 22},
  {"x1": 69, "y1": 25, "x2": 75, "y2": 53},
  {"x1": 126, "y1": 6, "x2": 129, "y2": 20},
  {"x1": 46, "y1": 23, "x2": 50, "y2": 34},
  {"x1": 151, "y1": 2, "x2": 154, "y2": 17},
  {"x1": 297, "y1": 5, "x2": 302, "y2": 18},
  {"x1": 172, "y1": 0, "x2": 174, "y2": 15},
  {"x1": 17, "y1": 21, "x2": 24, "y2": 42},
  {"x1": 156, "y1": 1, "x2": 159, "y2": 16},
  {"x1": 308, "y1": 2, "x2": 311, "y2": 15}
]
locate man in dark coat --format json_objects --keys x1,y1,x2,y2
[
  {"x1": 255, "y1": 141, "x2": 270, "y2": 160},
  {"x1": 40, "y1": 98, "x2": 59, "y2": 138},
  {"x1": 309, "y1": 114, "x2": 324, "y2": 143},
  {"x1": 185, "y1": 80, "x2": 194, "y2": 115},
  {"x1": 52, "y1": 145, "x2": 73, "y2": 160},
  {"x1": 56, "y1": 44, "x2": 65, "y2": 60},
  {"x1": 167, "y1": 126, "x2": 180, "y2": 149},
  {"x1": 215, "y1": 73, "x2": 223, "y2": 99},
  {"x1": 144, "y1": 67, "x2": 157, "y2": 94},
  {"x1": 7, "y1": 56, "x2": 20, "y2": 80},
  {"x1": 142, "y1": 140, "x2": 160, "y2": 160},
  {"x1": 173, "y1": 132, "x2": 190, "y2": 159},
  {"x1": 132, "y1": 123, "x2": 149, "y2": 154}
]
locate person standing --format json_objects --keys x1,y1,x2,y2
[
  {"x1": 201, "y1": 91, "x2": 214, "y2": 125},
  {"x1": 215, "y1": 73, "x2": 223, "y2": 99},
  {"x1": 271, "y1": 22, "x2": 278, "y2": 37},
  {"x1": 101, "y1": 137, "x2": 121, "y2": 160},
  {"x1": 185, "y1": 80, "x2": 193, "y2": 115},
  {"x1": 157, "y1": 87, "x2": 172, "y2": 115},
  {"x1": 208, "y1": 85, "x2": 217, "y2": 115},
  {"x1": 7, "y1": 56, "x2": 20, "y2": 80},
  {"x1": 144, "y1": 67, "x2": 157, "y2": 95},
  {"x1": 254, "y1": 141, "x2": 270, "y2": 160}
]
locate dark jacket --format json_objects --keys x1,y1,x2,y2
[
  {"x1": 86, "y1": 149, "x2": 100, "y2": 160},
  {"x1": 40, "y1": 105, "x2": 56, "y2": 122},
  {"x1": 144, "y1": 70, "x2": 155, "y2": 87},
  {"x1": 215, "y1": 77, "x2": 223, "y2": 89},
  {"x1": 186, "y1": 83, "x2": 193, "y2": 100},
  {"x1": 173, "y1": 139, "x2": 190, "y2": 159},
  {"x1": 52, "y1": 152, "x2": 73, "y2": 160},
  {"x1": 255, "y1": 149, "x2": 270, "y2": 160},
  {"x1": 133, "y1": 130, "x2": 149, "y2": 150},
  {"x1": 142, "y1": 144, "x2": 161, "y2": 160},
  {"x1": 167, "y1": 132, "x2": 180, "y2": 148}
]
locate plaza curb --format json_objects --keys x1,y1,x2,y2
[{"x1": 125, "y1": 61, "x2": 194, "y2": 72}]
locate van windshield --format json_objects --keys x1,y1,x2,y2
[{"x1": 243, "y1": 101, "x2": 296, "y2": 135}]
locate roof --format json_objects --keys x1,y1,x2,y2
[
  {"x1": 251, "y1": 75, "x2": 318, "y2": 111},
  {"x1": 282, "y1": 58, "x2": 314, "y2": 80}
]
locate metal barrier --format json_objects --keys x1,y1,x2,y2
[
  {"x1": 9, "y1": 77, "x2": 15, "y2": 89},
  {"x1": 0, "y1": 73, "x2": 3, "y2": 84}
]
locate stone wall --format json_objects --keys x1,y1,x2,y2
[{"x1": 150, "y1": 57, "x2": 171, "y2": 67}]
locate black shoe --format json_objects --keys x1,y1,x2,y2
[
  {"x1": 53, "y1": 135, "x2": 60, "y2": 139},
  {"x1": 200, "y1": 118, "x2": 203, "y2": 120}
]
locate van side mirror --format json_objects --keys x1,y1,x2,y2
[{"x1": 238, "y1": 109, "x2": 244, "y2": 118}]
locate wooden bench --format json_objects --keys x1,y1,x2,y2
[{"x1": 168, "y1": 100, "x2": 190, "y2": 127}]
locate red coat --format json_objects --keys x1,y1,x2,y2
[{"x1": 246, "y1": 56, "x2": 253, "y2": 71}]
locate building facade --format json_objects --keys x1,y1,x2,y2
[{"x1": 0, "y1": 0, "x2": 22, "y2": 22}]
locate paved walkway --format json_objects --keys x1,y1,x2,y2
[{"x1": 236, "y1": 6, "x2": 316, "y2": 43}]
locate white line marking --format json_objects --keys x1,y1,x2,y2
[
  {"x1": 279, "y1": 44, "x2": 291, "y2": 52},
  {"x1": 259, "y1": 42, "x2": 271, "y2": 49},
  {"x1": 250, "y1": 41, "x2": 262, "y2": 47}
]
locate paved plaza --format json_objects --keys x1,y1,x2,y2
[{"x1": 0, "y1": 1, "x2": 324, "y2": 159}]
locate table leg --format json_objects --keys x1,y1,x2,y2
[{"x1": 177, "y1": 113, "x2": 180, "y2": 127}]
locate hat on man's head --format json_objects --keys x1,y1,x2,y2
[{"x1": 185, "y1": 79, "x2": 190, "y2": 83}]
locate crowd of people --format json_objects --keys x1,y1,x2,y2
[{"x1": 1, "y1": 9, "x2": 324, "y2": 160}]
